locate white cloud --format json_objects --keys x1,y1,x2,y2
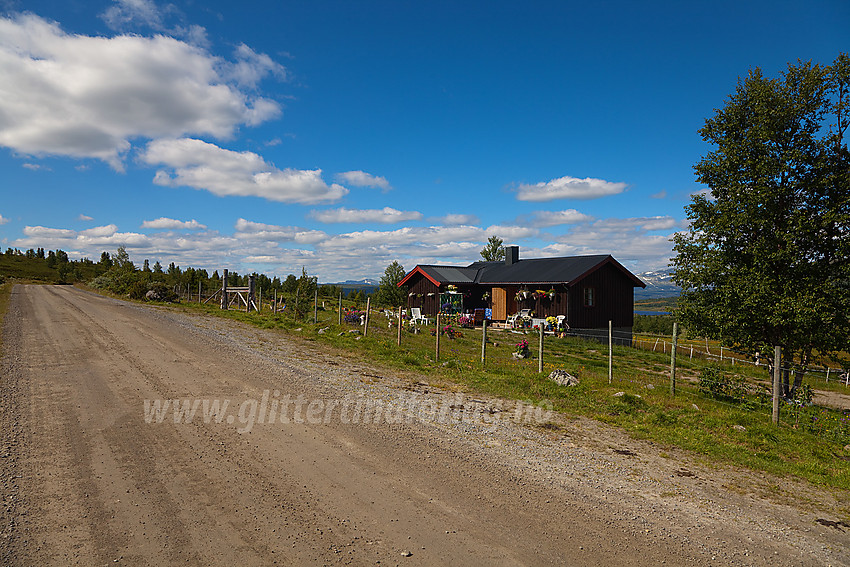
[
  {"x1": 589, "y1": 216, "x2": 677, "y2": 232},
  {"x1": 141, "y1": 217, "x2": 207, "y2": 230},
  {"x1": 8, "y1": 211, "x2": 682, "y2": 281},
  {"x1": 23, "y1": 225, "x2": 77, "y2": 238},
  {"x1": 639, "y1": 216, "x2": 677, "y2": 231},
  {"x1": 100, "y1": 0, "x2": 164, "y2": 30},
  {"x1": 0, "y1": 14, "x2": 282, "y2": 169},
  {"x1": 22, "y1": 163, "x2": 49, "y2": 171},
  {"x1": 525, "y1": 209, "x2": 594, "y2": 227},
  {"x1": 432, "y1": 213, "x2": 479, "y2": 225},
  {"x1": 482, "y1": 225, "x2": 540, "y2": 241},
  {"x1": 0, "y1": 214, "x2": 9, "y2": 225},
  {"x1": 234, "y1": 218, "x2": 327, "y2": 244},
  {"x1": 80, "y1": 224, "x2": 118, "y2": 237},
  {"x1": 651, "y1": 189, "x2": 667, "y2": 199},
  {"x1": 309, "y1": 207, "x2": 422, "y2": 224},
  {"x1": 515, "y1": 175, "x2": 627, "y2": 201},
  {"x1": 77, "y1": 214, "x2": 94, "y2": 221},
  {"x1": 142, "y1": 138, "x2": 348, "y2": 203},
  {"x1": 335, "y1": 171, "x2": 392, "y2": 191},
  {"x1": 318, "y1": 225, "x2": 486, "y2": 251},
  {"x1": 223, "y1": 43, "x2": 287, "y2": 87}
]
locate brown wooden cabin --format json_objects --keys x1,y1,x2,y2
[{"x1": 398, "y1": 246, "x2": 646, "y2": 335}]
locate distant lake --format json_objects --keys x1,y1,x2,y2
[{"x1": 634, "y1": 310, "x2": 671, "y2": 316}]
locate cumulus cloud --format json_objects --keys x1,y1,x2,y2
[
  {"x1": 141, "y1": 217, "x2": 207, "y2": 230},
  {"x1": 482, "y1": 225, "x2": 540, "y2": 241},
  {"x1": 100, "y1": 0, "x2": 165, "y2": 30},
  {"x1": 318, "y1": 225, "x2": 486, "y2": 252},
  {"x1": 523, "y1": 215, "x2": 680, "y2": 271},
  {"x1": 432, "y1": 213, "x2": 479, "y2": 226},
  {"x1": 223, "y1": 43, "x2": 287, "y2": 87},
  {"x1": 80, "y1": 224, "x2": 119, "y2": 237},
  {"x1": 0, "y1": 14, "x2": 282, "y2": 169},
  {"x1": 335, "y1": 171, "x2": 392, "y2": 191},
  {"x1": 142, "y1": 138, "x2": 348, "y2": 203},
  {"x1": 234, "y1": 218, "x2": 327, "y2": 244},
  {"x1": 0, "y1": 214, "x2": 9, "y2": 225},
  {"x1": 309, "y1": 207, "x2": 422, "y2": 224},
  {"x1": 515, "y1": 175, "x2": 627, "y2": 201},
  {"x1": 523, "y1": 209, "x2": 594, "y2": 227}
]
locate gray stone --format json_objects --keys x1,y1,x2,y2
[
  {"x1": 548, "y1": 369, "x2": 579, "y2": 387},
  {"x1": 732, "y1": 424, "x2": 746, "y2": 432},
  {"x1": 145, "y1": 289, "x2": 163, "y2": 301}
]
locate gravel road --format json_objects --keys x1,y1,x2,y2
[{"x1": 1, "y1": 285, "x2": 847, "y2": 566}]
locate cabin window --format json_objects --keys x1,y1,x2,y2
[{"x1": 583, "y1": 287, "x2": 595, "y2": 307}]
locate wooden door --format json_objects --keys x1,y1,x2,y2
[{"x1": 492, "y1": 287, "x2": 507, "y2": 320}]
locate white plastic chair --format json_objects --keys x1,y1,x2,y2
[{"x1": 410, "y1": 307, "x2": 426, "y2": 325}]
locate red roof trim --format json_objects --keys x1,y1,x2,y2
[{"x1": 398, "y1": 266, "x2": 441, "y2": 288}]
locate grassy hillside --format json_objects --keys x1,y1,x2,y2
[
  {"x1": 0, "y1": 253, "x2": 102, "y2": 283},
  {"x1": 634, "y1": 296, "x2": 678, "y2": 312}
]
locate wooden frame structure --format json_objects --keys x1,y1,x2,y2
[{"x1": 203, "y1": 270, "x2": 258, "y2": 312}]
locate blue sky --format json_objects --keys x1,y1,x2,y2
[{"x1": 1, "y1": 0, "x2": 847, "y2": 281}]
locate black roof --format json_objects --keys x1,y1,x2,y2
[
  {"x1": 477, "y1": 254, "x2": 617, "y2": 285},
  {"x1": 401, "y1": 254, "x2": 646, "y2": 288}
]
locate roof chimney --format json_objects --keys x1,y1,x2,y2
[{"x1": 505, "y1": 245, "x2": 519, "y2": 266}]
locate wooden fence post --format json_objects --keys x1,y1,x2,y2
[
  {"x1": 538, "y1": 323, "x2": 544, "y2": 373},
  {"x1": 314, "y1": 289, "x2": 318, "y2": 324},
  {"x1": 338, "y1": 293, "x2": 342, "y2": 325},
  {"x1": 608, "y1": 320, "x2": 613, "y2": 384},
  {"x1": 670, "y1": 322, "x2": 678, "y2": 396},
  {"x1": 198, "y1": 281, "x2": 202, "y2": 303},
  {"x1": 397, "y1": 306, "x2": 402, "y2": 346},
  {"x1": 435, "y1": 313, "x2": 440, "y2": 361},
  {"x1": 258, "y1": 288, "x2": 262, "y2": 312},
  {"x1": 364, "y1": 297, "x2": 370, "y2": 336},
  {"x1": 772, "y1": 346, "x2": 781, "y2": 425},
  {"x1": 481, "y1": 319, "x2": 487, "y2": 367},
  {"x1": 221, "y1": 269, "x2": 228, "y2": 310}
]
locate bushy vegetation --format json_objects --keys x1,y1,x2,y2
[{"x1": 632, "y1": 313, "x2": 680, "y2": 336}]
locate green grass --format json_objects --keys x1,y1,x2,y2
[
  {"x1": 85, "y1": 292, "x2": 850, "y2": 494},
  {"x1": 634, "y1": 296, "x2": 678, "y2": 311}
]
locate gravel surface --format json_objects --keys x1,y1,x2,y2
[{"x1": 1, "y1": 285, "x2": 848, "y2": 566}]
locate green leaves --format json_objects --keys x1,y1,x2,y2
[{"x1": 673, "y1": 54, "x2": 850, "y2": 371}]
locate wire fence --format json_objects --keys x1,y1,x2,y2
[
  {"x1": 171, "y1": 283, "x2": 850, "y2": 392},
  {"x1": 561, "y1": 326, "x2": 849, "y2": 390}
]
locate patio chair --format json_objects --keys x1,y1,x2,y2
[
  {"x1": 508, "y1": 309, "x2": 532, "y2": 328},
  {"x1": 410, "y1": 307, "x2": 426, "y2": 325}
]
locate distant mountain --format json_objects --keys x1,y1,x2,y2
[
  {"x1": 327, "y1": 279, "x2": 379, "y2": 286},
  {"x1": 634, "y1": 270, "x2": 681, "y2": 300},
  {"x1": 323, "y1": 279, "x2": 379, "y2": 295}
]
